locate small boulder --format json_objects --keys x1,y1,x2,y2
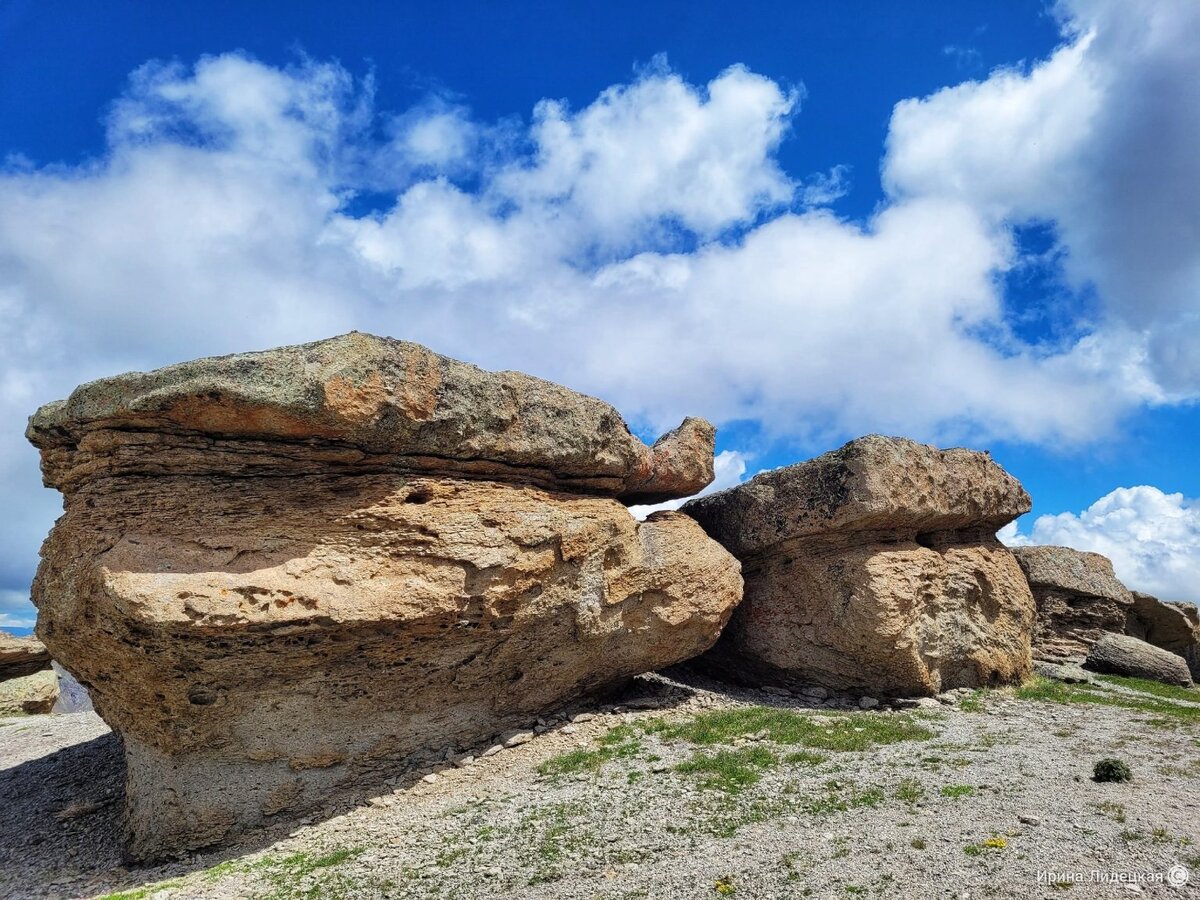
[
  {"x1": 0, "y1": 668, "x2": 59, "y2": 715},
  {"x1": 1085, "y1": 633, "x2": 1193, "y2": 688}
]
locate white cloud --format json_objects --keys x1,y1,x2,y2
[
  {"x1": 1001, "y1": 486, "x2": 1200, "y2": 603},
  {"x1": 886, "y1": 0, "x2": 1200, "y2": 394},
  {"x1": 0, "y1": 589, "x2": 37, "y2": 630},
  {"x1": 629, "y1": 450, "x2": 750, "y2": 519},
  {"x1": 1, "y1": 1, "x2": 1198, "y2": 626}
]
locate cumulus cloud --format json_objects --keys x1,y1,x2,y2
[
  {"x1": 886, "y1": 0, "x2": 1200, "y2": 394},
  {"x1": 1, "y1": 0, "x2": 1197, "y2": 625},
  {"x1": 0, "y1": 589, "x2": 37, "y2": 630},
  {"x1": 628, "y1": 450, "x2": 750, "y2": 519},
  {"x1": 1001, "y1": 486, "x2": 1200, "y2": 603}
]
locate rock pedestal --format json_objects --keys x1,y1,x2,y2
[
  {"x1": 28, "y1": 333, "x2": 742, "y2": 861},
  {"x1": 683, "y1": 435, "x2": 1035, "y2": 696},
  {"x1": 1010, "y1": 546, "x2": 1133, "y2": 661}
]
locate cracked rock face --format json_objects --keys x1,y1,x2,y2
[
  {"x1": 1011, "y1": 546, "x2": 1134, "y2": 662},
  {"x1": 684, "y1": 435, "x2": 1035, "y2": 696},
  {"x1": 28, "y1": 335, "x2": 741, "y2": 861}
]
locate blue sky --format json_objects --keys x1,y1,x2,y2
[{"x1": 1, "y1": 0, "x2": 1198, "y2": 629}]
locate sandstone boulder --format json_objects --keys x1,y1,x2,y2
[
  {"x1": 1085, "y1": 632, "x2": 1194, "y2": 687},
  {"x1": 1010, "y1": 546, "x2": 1133, "y2": 661},
  {"x1": 26, "y1": 331, "x2": 713, "y2": 504},
  {"x1": 0, "y1": 631, "x2": 51, "y2": 681},
  {"x1": 0, "y1": 668, "x2": 58, "y2": 715},
  {"x1": 1124, "y1": 592, "x2": 1200, "y2": 680},
  {"x1": 28, "y1": 335, "x2": 742, "y2": 862},
  {"x1": 683, "y1": 435, "x2": 1035, "y2": 696}
]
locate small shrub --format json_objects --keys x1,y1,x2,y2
[
  {"x1": 714, "y1": 875, "x2": 736, "y2": 895},
  {"x1": 1093, "y1": 758, "x2": 1132, "y2": 783},
  {"x1": 940, "y1": 784, "x2": 976, "y2": 799}
]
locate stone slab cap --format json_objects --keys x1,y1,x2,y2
[
  {"x1": 1011, "y1": 546, "x2": 1133, "y2": 605},
  {"x1": 683, "y1": 434, "x2": 1030, "y2": 558},
  {"x1": 0, "y1": 631, "x2": 51, "y2": 681},
  {"x1": 26, "y1": 332, "x2": 714, "y2": 503}
]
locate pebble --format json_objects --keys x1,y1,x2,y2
[
  {"x1": 572, "y1": 713, "x2": 596, "y2": 723},
  {"x1": 561, "y1": 725, "x2": 578, "y2": 735},
  {"x1": 481, "y1": 744, "x2": 503, "y2": 758},
  {"x1": 858, "y1": 696, "x2": 879, "y2": 709},
  {"x1": 452, "y1": 755, "x2": 475, "y2": 768},
  {"x1": 1018, "y1": 814, "x2": 1041, "y2": 826},
  {"x1": 420, "y1": 774, "x2": 439, "y2": 784},
  {"x1": 502, "y1": 730, "x2": 534, "y2": 748}
]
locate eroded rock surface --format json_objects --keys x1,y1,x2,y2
[
  {"x1": 1124, "y1": 592, "x2": 1200, "y2": 681},
  {"x1": 28, "y1": 335, "x2": 741, "y2": 861},
  {"x1": 0, "y1": 631, "x2": 51, "y2": 681},
  {"x1": 0, "y1": 668, "x2": 58, "y2": 715},
  {"x1": 1085, "y1": 632, "x2": 1194, "y2": 687},
  {"x1": 1011, "y1": 546, "x2": 1133, "y2": 661},
  {"x1": 27, "y1": 331, "x2": 714, "y2": 504},
  {"x1": 683, "y1": 435, "x2": 1035, "y2": 696}
]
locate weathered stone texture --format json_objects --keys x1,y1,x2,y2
[
  {"x1": 1086, "y1": 632, "x2": 1194, "y2": 687},
  {"x1": 684, "y1": 435, "x2": 1035, "y2": 696},
  {"x1": 0, "y1": 631, "x2": 51, "y2": 681},
  {"x1": 1011, "y1": 546, "x2": 1134, "y2": 661},
  {"x1": 26, "y1": 331, "x2": 714, "y2": 504},
  {"x1": 1125, "y1": 592, "x2": 1200, "y2": 680},
  {"x1": 28, "y1": 334, "x2": 741, "y2": 861}
]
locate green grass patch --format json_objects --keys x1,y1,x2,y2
[
  {"x1": 248, "y1": 848, "x2": 365, "y2": 900},
  {"x1": 784, "y1": 750, "x2": 827, "y2": 766},
  {"x1": 643, "y1": 706, "x2": 934, "y2": 752},
  {"x1": 676, "y1": 746, "x2": 778, "y2": 794},
  {"x1": 895, "y1": 777, "x2": 925, "y2": 804},
  {"x1": 1096, "y1": 674, "x2": 1200, "y2": 704},
  {"x1": 537, "y1": 724, "x2": 644, "y2": 777},
  {"x1": 959, "y1": 691, "x2": 987, "y2": 712},
  {"x1": 1016, "y1": 676, "x2": 1200, "y2": 723},
  {"x1": 940, "y1": 784, "x2": 976, "y2": 799}
]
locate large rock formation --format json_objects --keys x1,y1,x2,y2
[
  {"x1": 1085, "y1": 633, "x2": 1194, "y2": 688},
  {"x1": 1125, "y1": 592, "x2": 1200, "y2": 681},
  {"x1": 1010, "y1": 546, "x2": 1133, "y2": 661},
  {"x1": 0, "y1": 631, "x2": 51, "y2": 681},
  {"x1": 28, "y1": 333, "x2": 742, "y2": 861},
  {"x1": 683, "y1": 435, "x2": 1035, "y2": 696}
]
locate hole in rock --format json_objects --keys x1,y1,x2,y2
[
  {"x1": 188, "y1": 687, "x2": 218, "y2": 706},
  {"x1": 404, "y1": 490, "x2": 432, "y2": 504}
]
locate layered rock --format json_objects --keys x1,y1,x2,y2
[
  {"x1": 26, "y1": 331, "x2": 713, "y2": 504},
  {"x1": 0, "y1": 631, "x2": 51, "y2": 681},
  {"x1": 1011, "y1": 546, "x2": 1133, "y2": 661},
  {"x1": 1125, "y1": 592, "x2": 1200, "y2": 681},
  {"x1": 683, "y1": 435, "x2": 1035, "y2": 696},
  {"x1": 1085, "y1": 633, "x2": 1194, "y2": 687},
  {"x1": 28, "y1": 334, "x2": 742, "y2": 861}
]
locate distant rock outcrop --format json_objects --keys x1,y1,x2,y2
[
  {"x1": 28, "y1": 334, "x2": 742, "y2": 862},
  {"x1": 1085, "y1": 632, "x2": 1194, "y2": 687},
  {"x1": 1124, "y1": 592, "x2": 1200, "y2": 681},
  {"x1": 683, "y1": 435, "x2": 1035, "y2": 696},
  {"x1": 0, "y1": 632, "x2": 51, "y2": 681},
  {"x1": 1010, "y1": 546, "x2": 1134, "y2": 661},
  {"x1": 0, "y1": 668, "x2": 58, "y2": 715}
]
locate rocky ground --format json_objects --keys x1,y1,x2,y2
[{"x1": 2, "y1": 670, "x2": 1199, "y2": 900}]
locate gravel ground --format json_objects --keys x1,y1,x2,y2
[{"x1": 1, "y1": 671, "x2": 1198, "y2": 900}]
